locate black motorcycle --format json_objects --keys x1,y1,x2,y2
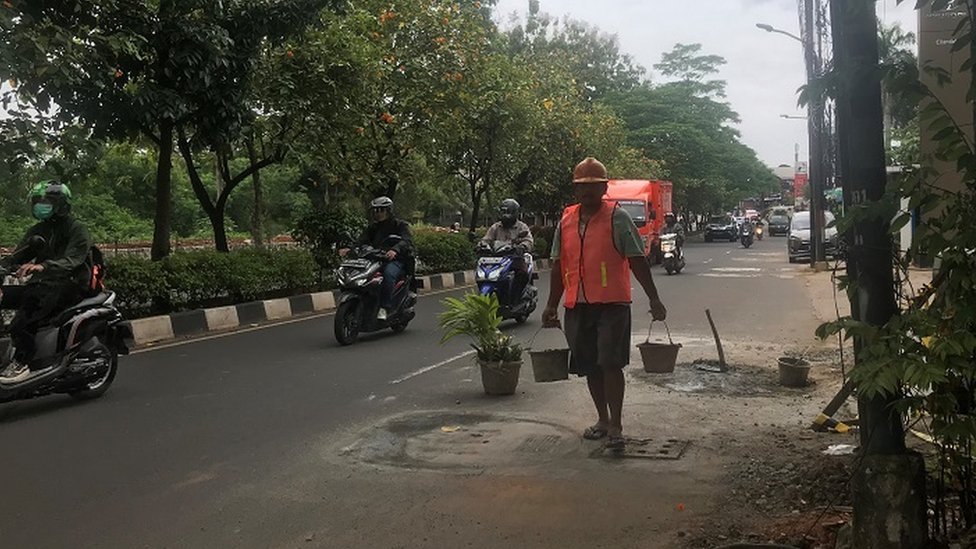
[
  {"x1": 0, "y1": 237, "x2": 132, "y2": 404},
  {"x1": 333, "y1": 235, "x2": 420, "y2": 345},
  {"x1": 740, "y1": 223, "x2": 755, "y2": 249},
  {"x1": 475, "y1": 240, "x2": 538, "y2": 323}
]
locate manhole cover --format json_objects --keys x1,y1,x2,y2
[
  {"x1": 589, "y1": 437, "x2": 689, "y2": 460},
  {"x1": 342, "y1": 412, "x2": 584, "y2": 471},
  {"x1": 516, "y1": 435, "x2": 563, "y2": 454}
]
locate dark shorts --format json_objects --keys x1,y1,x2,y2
[{"x1": 564, "y1": 303, "x2": 632, "y2": 377}]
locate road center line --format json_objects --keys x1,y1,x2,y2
[{"x1": 389, "y1": 350, "x2": 476, "y2": 385}]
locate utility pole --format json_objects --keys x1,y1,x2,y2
[
  {"x1": 829, "y1": 1, "x2": 926, "y2": 546},
  {"x1": 801, "y1": 0, "x2": 826, "y2": 267}
]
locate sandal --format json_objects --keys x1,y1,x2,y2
[
  {"x1": 606, "y1": 429, "x2": 626, "y2": 451},
  {"x1": 583, "y1": 424, "x2": 609, "y2": 440}
]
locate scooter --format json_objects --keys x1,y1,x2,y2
[
  {"x1": 333, "y1": 235, "x2": 420, "y2": 345},
  {"x1": 660, "y1": 233, "x2": 685, "y2": 275},
  {"x1": 476, "y1": 240, "x2": 538, "y2": 323},
  {"x1": 755, "y1": 223, "x2": 765, "y2": 241},
  {"x1": 0, "y1": 236, "x2": 132, "y2": 404},
  {"x1": 740, "y1": 223, "x2": 755, "y2": 249}
]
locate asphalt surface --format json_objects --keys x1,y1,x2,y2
[{"x1": 0, "y1": 235, "x2": 821, "y2": 548}]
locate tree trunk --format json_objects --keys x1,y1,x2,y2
[
  {"x1": 247, "y1": 136, "x2": 265, "y2": 248},
  {"x1": 151, "y1": 122, "x2": 174, "y2": 261},
  {"x1": 210, "y1": 209, "x2": 230, "y2": 253},
  {"x1": 468, "y1": 182, "x2": 483, "y2": 236}
]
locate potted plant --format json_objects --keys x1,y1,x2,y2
[{"x1": 439, "y1": 292, "x2": 523, "y2": 395}]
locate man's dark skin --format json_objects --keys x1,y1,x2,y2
[{"x1": 542, "y1": 181, "x2": 667, "y2": 438}]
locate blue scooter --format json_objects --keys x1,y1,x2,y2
[{"x1": 475, "y1": 240, "x2": 539, "y2": 323}]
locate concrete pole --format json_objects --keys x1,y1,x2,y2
[{"x1": 801, "y1": 0, "x2": 826, "y2": 267}]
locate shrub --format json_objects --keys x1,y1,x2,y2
[
  {"x1": 106, "y1": 254, "x2": 167, "y2": 315},
  {"x1": 533, "y1": 237, "x2": 550, "y2": 259},
  {"x1": 291, "y1": 203, "x2": 367, "y2": 271},
  {"x1": 105, "y1": 247, "x2": 320, "y2": 318},
  {"x1": 532, "y1": 225, "x2": 556, "y2": 256},
  {"x1": 413, "y1": 227, "x2": 475, "y2": 274}
]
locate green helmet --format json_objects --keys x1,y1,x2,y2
[{"x1": 29, "y1": 180, "x2": 72, "y2": 220}]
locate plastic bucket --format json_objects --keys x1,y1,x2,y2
[
  {"x1": 528, "y1": 349, "x2": 569, "y2": 382},
  {"x1": 778, "y1": 357, "x2": 811, "y2": 387},
  {"x1": 479, "y1": 360, "x2": 521, "y2": 395},
  {"x1": 638, "y1": 321, "x2": 681, "y2": 374}
]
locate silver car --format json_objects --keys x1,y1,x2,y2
[{"x1": 788, "y1": 211, "x2": 840, "y2": 263}]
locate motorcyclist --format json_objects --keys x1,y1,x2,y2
[
  {"x1": 0, "y1": 181, "x2": 93, "y2": 383},
  {"x1": 339, "y1": 196, "x2": 413, "y2": 321},
  {"x1": 481, "y1": 199, "x2": 533, "y2": 252},
  {"x1": 480, "y1": 199, "x2": 533, "y2": 300},
  {"x1": 661, "y1": 212, "x2": 685, "y2": 248}
]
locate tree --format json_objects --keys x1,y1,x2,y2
[
  {"x1": 0, "y1": 0, "x2": 340, "y2": 257},
  {"x1": 502, "y1": 2, "x2": 644, "y2": 103},
  {"x1": 654, "y1": 43, "x2": 728, "y2": 98},
  {"x1": 602, "y1": 44, "x2": 777, "y2": 216},
  {"x1": 436, "y1": 51, "x2": 536, "y2": 232}
]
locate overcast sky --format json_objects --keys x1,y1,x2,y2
[{"x1": 493, "y1": 0, "x2": 918, "y2": 168}]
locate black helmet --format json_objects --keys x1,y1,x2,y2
[
  {"x1": 665, "y1": 212, "x2": 676, "y2": 224},
  {"x1": 499, "y1": 198, "x2": 520, "y2": 227}
]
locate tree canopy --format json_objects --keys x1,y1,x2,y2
[{"x1": 1, "y1": 0, "x2": 780, "y2": 250}]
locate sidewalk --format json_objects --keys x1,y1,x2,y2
[
  {"x1": 803, "y1": 264, "x2": 934, "y2": 325},
  {"x1": 326, "y1": 326, "x2": 856, "y2": 547}
]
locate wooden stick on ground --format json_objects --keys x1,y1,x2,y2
[{"x1": 705, "y1": 309, "x2": 728, "y2": 372}]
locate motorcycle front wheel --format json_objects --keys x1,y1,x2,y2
[{"x1": 335, "y1": 301, "x2": 361, "y2": 345}]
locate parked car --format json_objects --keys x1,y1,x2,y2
[
  {"x1": 768, "y1": 213, "x2": 791, "y2": 236},
  {"x1": 788, "y1": 211, "x2": 840, "y2": 263},
  {"x1": 705, "y1": 215, "x2": 737, "y2": 242}
]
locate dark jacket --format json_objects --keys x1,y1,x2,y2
[
  {"x1": 358, "y1": 218, "x2": 413, "y2": 257},
  {"x1": 10, "y1": 215, "x2": 93, "y2": 288}
]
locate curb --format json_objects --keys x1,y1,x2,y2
[{"x1": 128, "y1": 259, "x2": 554, "y2": 347}]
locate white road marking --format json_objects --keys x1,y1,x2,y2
[
  {"x1": 703, "y1": 258, "x2": 714, "y2": 264},
  {"x1": 700, "y1": 273, "x2": 762, "y2": 278},
  {"x1": 710, "y1": 267, "x2": 762, "y2": 273},
  {"x1": 389, "y1": 350, "x2": 477, "y2": 385}
]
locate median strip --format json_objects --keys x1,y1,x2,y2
[{"x1": 125, "y1": 259, "x2": 553, "y2": 348}]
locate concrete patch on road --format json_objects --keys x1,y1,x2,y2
[{"x1": 340, "y1": 412, "x2": 587, "y2": 472}]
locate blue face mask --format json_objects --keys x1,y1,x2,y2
[{"x1": 32, "y1": 203, "x2": 54, "y2": 220}]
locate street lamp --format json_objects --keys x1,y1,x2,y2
[
  {"x1": 756, "y1": 18, "x2": 826, "y2": 268},
  {"x1": 755, "y1": 23, "x2": 803, "y2": 43}
]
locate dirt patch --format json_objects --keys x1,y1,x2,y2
[
  {"x1": 685, "y1": 429, "x2": 858, "y2": 548},
  {"x1": 634, "y1": 361, "x2": 818, "y2": 397}
]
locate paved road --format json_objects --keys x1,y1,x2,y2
[{"x1": 0, "y1": 235, "x2": 820, "y2": 548}]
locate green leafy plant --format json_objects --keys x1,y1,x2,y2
[
  {"x1": 413, "y1": 228, "x2": 475, "y2": 274},
  {"x1": 291, "y1": 202, "x2": 367, "y2": 271},
  {"x1": 438, "y1": 292, "x2": 522, "y2": 363}
]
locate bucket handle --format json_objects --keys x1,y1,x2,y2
[
  {"x1": 527, "y1": 325, "x2": 563, "y2": 350},
  {"x1": 645, "y1": 320, "x2": 675, "y2": 346}
]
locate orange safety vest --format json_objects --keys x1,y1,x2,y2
[{"x1": 560, "y1": 202, "x2": 632, "y2": 308}]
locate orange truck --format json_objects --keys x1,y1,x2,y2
[{"x1": 605, "y1": 179, "x2": 674, "y2": 260}]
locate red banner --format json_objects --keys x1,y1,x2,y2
[{"x1": 793, "y1": 172, "x2": 808, "y2": 198}]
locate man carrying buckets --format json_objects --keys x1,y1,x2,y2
[{"x1": 542, "y1": 157, "x2": 668, "y2": 450}]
